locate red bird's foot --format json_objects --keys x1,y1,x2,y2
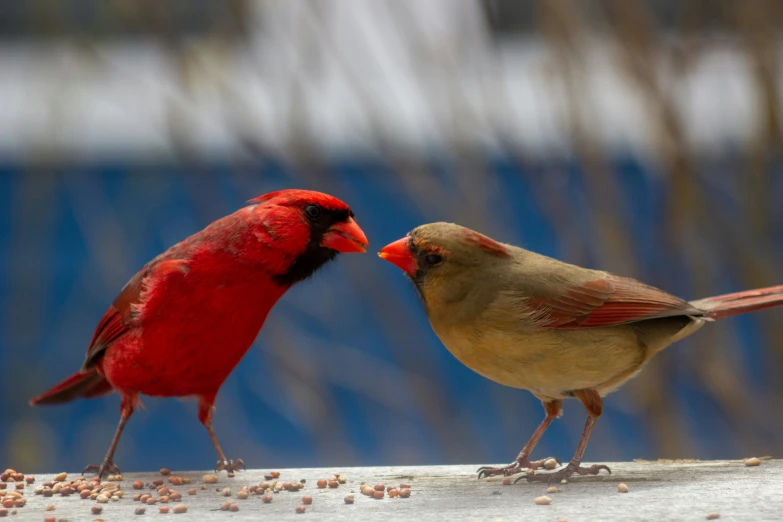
[
  {"x1": 518, "y1": 461, "x2": 611, "y2": 484},
  {"x1": 216, "y1": 458, "x2": 246, "y2": 474},
  {"x1": 82, "y1": 460, "x2": 121, "y2": 479},
  {"x1": 477, "y1": 456, "x2": 560, "y2": 479}
]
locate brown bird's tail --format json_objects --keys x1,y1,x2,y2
[
  {"x1": 691, "y1": 284, "x2": 783, "y2": 320},
  {"x1": 29, "y1": 370, "x2": 113, "y2": 406}
]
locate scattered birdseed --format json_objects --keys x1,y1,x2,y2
[
  {"x1": 159, "y1": 506, "x2": 170, "y2": 514},
  {"x1": 146, "y1": 497, "x2": 157, "y2": 505},
  {"x1": 140, "y1": 495, "x2": 150, "y2": 503},
  {"x1": 344, "y1": 494, "x2": 354, "y2": 504},
  {"x1": 133, "y1": 480, "x2": 144, "y2": 490},
  {"x1": 170, "y1": 492, "x2": 182, "y2": 501},
  {"x1": 399, "y1": 483, "x2": 411, "y2": 489},
  {"x1": 544, "y1": 459, "x2": 558, "y2": 470},
  {"x1": 173, "y1": 505, "x2": 188, "y2": 514},
  {"x1": 53, "y1": 473, "x2": 67, "y2": 482},
  {"x1": 43, "y1": 488, "x2": 53, "y2": 498},
  {"x1": 152, "y1": 479, "x2": 164, "y2": 487},
  {"x1": 158, "y1": 487, "x2": 170, "y2": 496},
  {"x1": 229, "y1": 504, "x2": 239, "y2": 512},
  {"x1": 44, "y1": 517, "x2": 55, "y2": 522},
  {"x1": 168, "y1": 476, "x2": 183, "y2": 486},
  {"x1": 24, "y1": 477, "x2": 33, "y2": 485},
  {"x1": 264, "y1": 474, "x2": 274, "y2": 480},
  {"x1": 96, "y1": 495, "x2": 109, "y2": 504},
  {"x1": 222, "y1": 488, "x2": 231, "y2": 497},
  {"x1": 557, "y1": 518, "x2": 568, "y2": 522},
  {"x1": 60, "y1": 486, "x2": 73, "y2": 496},
  {"x1": 262, "y1": 494, "x2": 273, "y2": 504},
  {"x1": 617, "y1": 483, "x2": 629, "y2": 493},
  {"x1": 361, "y1": 486, "x2": 374, "y2": 496},
  {"x1": 132, "y1": 493, "x2": 141, "y2": 501},
  {"x1": 52, "y1": 483, "x2": 62, "y2": 494},
  {"x1": 745, "y1": 458, "x2": 761, "y2": 467},
  {"x1": 302, "y1": 496, "x2": 313, "y2": 505},
  {"x1": 373, "y1": 491, "x2": 384, "y2": 499},
  {"x1": 187, "y1": 489, "x2": 196, "y2": 496},
  {"x1": 160, "y1": 468, "x2": 171, "y2": 476},
  {"x1": 374, "y1": 484, "x2": 385, "y2": 492},
  {"x1": 316, "y1": 480, "x2": 327, "y2": 489},
  {"x1": 534, "y1": 495, "x2": 552, "y2": 505},
  {"x1": 399, "y1": 489, "x2": 411, "y2": 498},
  {"x1": 271, "y1": 471, "x2": 280, "y2": 478},
  {"x1": 328, "y1": 480, "x2": 339, "y2": 488},
  {"x1": 295, "y1": 504, "x2": 306, "y2": 514},
  {"x1": 0, "y1": 508, "x2": 6, "y2": 517},
  {"x1": 91, "y1": 505, "x2": 103, "y2": 514},
  {"x1": 159, "y1": 495, "x2": 170, "y2": 503},
  {"x1": 502, "y1": 478, "x2": 512, "y2": 486},
  {"x1": 13, "y1": 498, "x2": 25, "y2": 508},
  {"x1": 107, "y1": 475, "x2": 117, "y2": 482},
  {"x1": 203, "y1": 475, "x2": 218, "y2": 484},
  {"x1": 389, "y1": 489, "x2": 399, "y2": 498},
  {"x1": 237, "y1": 490, "x2": 248, "y2": 500},
  {"x1": 46, "y1": 504, "x2": 55, "y2": 511},
  {"x1": 561, "y1": 479, "x2": 568, "y2": 484},
  {"x1": 219, "y1": 502, "x2": 231, "y2": 511},
  {"x1": 706, "y1": 513, "x2": 720, "y2": 520},
  {"x1": 547, "y1": 486, "x2": 558, "y2": 494},
  {"x1": 135, "y1": 508, "x2": 146, "y2": 515}
]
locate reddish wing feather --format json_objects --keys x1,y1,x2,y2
[{"x1": 528, "y1": 276, "x2": 702, "y2": 329}]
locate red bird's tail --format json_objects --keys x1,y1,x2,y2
[
  {"x1": 691, "y1": 284, "x2": 783, "y2": 320},
  {"x1": 29, "y1": 370, "x2": 113, "y2": 406}
]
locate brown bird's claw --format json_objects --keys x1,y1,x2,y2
[
  {"x1": 477, "y1": 456, "x2": 560, "y2": 479},
  {"x1": 82, "y1": 460, "x2": 121, "y2": 479},
  {"x1": 216, "y1": 458, "x2": 246, "y2": 474},
  {"x1": 518, "y1": 462, "x2": 611, "y2": 484}
]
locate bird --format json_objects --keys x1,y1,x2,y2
[
  {"x1": 378, "y1": 221, "x2": 783, "y2": 483},
  {"x1": 30, "y1": 189, "x2": 369, "y2": 478}
]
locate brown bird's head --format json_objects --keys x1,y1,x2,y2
[
  {"x1": 247, "y1": 189, "x2": 369, "y2": 285},
  {"x1": 378, "y1": 222, "x2": 512, "y2": 307}
]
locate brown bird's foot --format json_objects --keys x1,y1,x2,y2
[
  {"x1": 216, "y1": 458, "x2": 246, "y2": 474},
  {"x1": 477, "y1": 456, "x2": 560, "y2": 479},
  {"x1": 518, "y1": 461, "x2": 611, "y2": 484},
  {"x1": 82, "y1": 460, "x2": 121, "y2": 479}
]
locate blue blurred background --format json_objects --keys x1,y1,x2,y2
[{"x1": 2, "y1": 0, "x2": 783, "y2": 474}]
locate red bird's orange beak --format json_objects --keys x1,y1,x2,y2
[
  {"x1": 378, "y1": 237, "x2": 418, "y2": 276},
  {"x1": 321, "y1": 217, "x2": 369, "y2": 253}
]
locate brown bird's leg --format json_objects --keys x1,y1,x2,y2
[
  {"x1": 83, "y1": 394, "x2": 136, "y2": 478},
  {"x1": 523, "y1": 389, "x2": 611, "y2": 483},
  {"x1": 477, "y1": 399, "x2": 563, "y2": 479},
  {"x1": 199, "y1": 395, "x2": 246, "y2": 474}
]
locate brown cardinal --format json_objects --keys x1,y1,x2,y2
[
  {"x1": 378, "y1": 222, "x2": 783, "y2": 483},
  {"x1": 30, "y1": 189, "x2": 368, "y2": 477}
]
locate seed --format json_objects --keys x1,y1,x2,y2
[
  {"x1": 263, "y1": 474, "x2": 274, "y2": 480},
  {"x1": 237, "y1": 490, "x2": 248, "y2": 500},
  {"x1": 152, "y1": 479, "x2": 164, "y2": 487},
  {"x1": 170, "y1": 492, "x2": 181, "y2": 501},
  {"x1": 344, "y1": 495, "x2": 354, "y2": 504},
  {"x1": 557, "y1": 518, "x2": 568, "y2": 522},
  {"x1": 229, "y1": 504, "x2": 239, "y2": 512},
  {"x1": 135, "y1": 507, "x2": 146, "y2": 515},
  {"x1": 24, "y1": 477, "x2": 34, "y2": 485},
  {"x1": 389, "y1": 489, "x2": 399, "y2": 498},
  {"x1": 295, "y1": 504, "x2": 306, "y2": 514},
  {"x1": 547, "y1": 486, "x2": 558, "y2": 494},
  {"x1": 361, "y1": 486, "x2": 374, "y2": 496},
  {"x1": 52, "y1": 483, "x2": 62, "y2": 494},
  {"x1": 270, "y1": 471, "x2": 280, "y2": 478},
  {"x1": 157, "y1": 487, "x2": 170, "y2": 496},
  {"x1": 46, "y1": 504, "x2": 55, "y2": 511},
  {"x1": 160, "y1": 495, "x2": 170, "y2": 503},
  {"x1": 745, "y1": 457, "x2": 761, "y2": 467},
  {"x1": 159, "y1": 506, "x2": 170, "y2": 514},
  {"x1": 107, "y1": 475, "x2": 116, "y2": 482},
  {"x1": 116, "y1": 474, "x2": 124, "y2": 480},
  {"x1": 282, "y1": 482, "x2": 291, "y2": 490},
  {"x1": 544, "y1": 458, "x2": 558, "y2": 470},
  {"x1": 561, "y1": 479, "x2": 568, "y2": 484},
  {"x1": 259, "y1": 482, "x2": 270, "y2": 491},
  {"x1": 173, "y1": 505, "x2": 187, "y2": 514},
  {"x1": 302, "y1": 495, "x2": 312, "y2": 505},
  {"x1": 222, "y1": 487, "x2": 231, "y2": 497},
  {"x1": 3, "y1": 492, "x2": 20, "y2": 499},
  {"x1": 203, "y1": 475, "x2": 218, "y2": 484},
  {"x1": 160, "y1": 468, "x2": 171, "y2": 476},
  {"x1": 399, "y1": 483, "x2": 411, "y2": 489},
  {"x1": 227, "y1": 472, "x2": 234, "y2": 478},
  {"x1": 399, "y1": 488, "x2": 411, "y2": 498},
  {"x1": 133, "y1": 480, "x2": 144, "y2": 490},
  {"x1": 315, "y1": 479, "x2": 326, "y2": 489},
  {"x1": 617, "y1": 483, "x2": 629, "y2": 493},
  {"x1": 146, "y1": 497, "x2": 157, "y2": 505},
  {"x1": 0, "y1": 509, "x2": 5, "y2": 517},
  {"x1": 53, "y1": 473, "x2": 67, "y2": 482},
  {"x1": 45, "y1": 517, "x2": 56, "y2": 522},
  {"x1": 262, "y1": 494, "x2": 273, "y2": 503},
  {"x1": 168, "y1": 476, "x2": 182, "y2": 486},
  {"x1": 60, "y1": 486, "x2": 73, "y2": 496},
  {"x1": 373, "y1": 490, "x2": 384, "y2": 499},
  {"x1": 80, "y1": 490, "x2": 92, "y2": 499},
  {"x1": 328, "y1": 480, "x2": 339, "y2": 488},
  {"x1": 182, "y1": 477, "x2": 191, "y2": 485},
  {"x1": 132, "y1": 494, "x2": 141, "y2": 501},
  {"x1": 706, "y1": 513, "x2": 720, "y2": 520},
  {"x1": 91, "y1": 505, "x2": 103, "y2": 514},
  {"x1": 140, "y1": 494, "x2": 150, "y2": 503},
  {"x1": 13, "y1": 499, "x2": 25, "y2": 508},
  {"x1": 187, "y1": 489, "x2": 196, "y2": 496},
  {"x1": 220, "y1": 502, "x2": 231, "y2": 511},
  {"x1": 534, "y1": 495, "x2": 552, "y2": 505},
  {"x1": 502, "y1": 478, "x2": 512, "y2": 486}
]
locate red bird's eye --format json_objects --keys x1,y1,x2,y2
[{"x1": 305, "y1": 205, "x2": 322, "y2": 220}]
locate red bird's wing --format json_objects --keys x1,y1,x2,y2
[
  {"x1": 81, "y1": 258, "x2": 189, "y2": 370},
  {"x1": 526, "y1": 275, "x2": 703, "y2": 329}
]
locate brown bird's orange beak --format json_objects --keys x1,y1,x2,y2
[
  {"x1": 378, "y1": 237, "x2": 418, "y2": 276},
  {"x1": 321, "y1": 217, "x2": 369, "y2": 253}
]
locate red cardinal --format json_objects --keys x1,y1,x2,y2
[
  {"x1": 379, "y1": 222, "x2": 783, "y2": 483},
  {"x1": 30, "y1": 189, "x2": 368, "y2": 477}
]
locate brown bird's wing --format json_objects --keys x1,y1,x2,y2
[
  {"x1": 526, "y1": 275, "x2": 704, "y2": 329},
  {"x1": 81, "y1": 258, "x2": 189, "y2": 370}
]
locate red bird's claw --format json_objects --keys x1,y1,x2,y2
[
  {"x1": 477, "y1": 456, "x2": 559, "y2": 480},
  {"x1": 82, "y1": 460, "x2": 121, "y2": 479},
  {"x1": 519, "y1": 462, "x2": 611, "y2": 484},
  {"x1": 216, "y1": 458, "x2": 246, "y2": 474}
]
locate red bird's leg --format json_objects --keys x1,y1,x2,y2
[
  {"x1": 83, "y1": 394, "x2": 136, "y2": 478},
  {"x1": 199, "y1": 395, "x2": 246, "y2": 474},
  {"x1": 523, "y1": 390, "x2": 611, "y2": 484},
  {"x1": 477, "y1": 400, "x2": 563, "y2": 479}
]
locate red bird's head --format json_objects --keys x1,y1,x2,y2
[
  {"x1": 378, "y1": 222, "x2": 510, "y2": 301},
  {"x1": 247, "y1": 189, "x2": 368, "y2": 285}
]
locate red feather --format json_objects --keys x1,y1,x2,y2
[{"x1": 527, "y1": 276, "x2": 703, "y2": 329}]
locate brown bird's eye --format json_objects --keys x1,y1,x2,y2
[
  {"x1": 424, "y1": 254, "x2": 442, "y2": 266},
  {"x1": 305, "y1": 205, "x2": 322, "y2": 220}
]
